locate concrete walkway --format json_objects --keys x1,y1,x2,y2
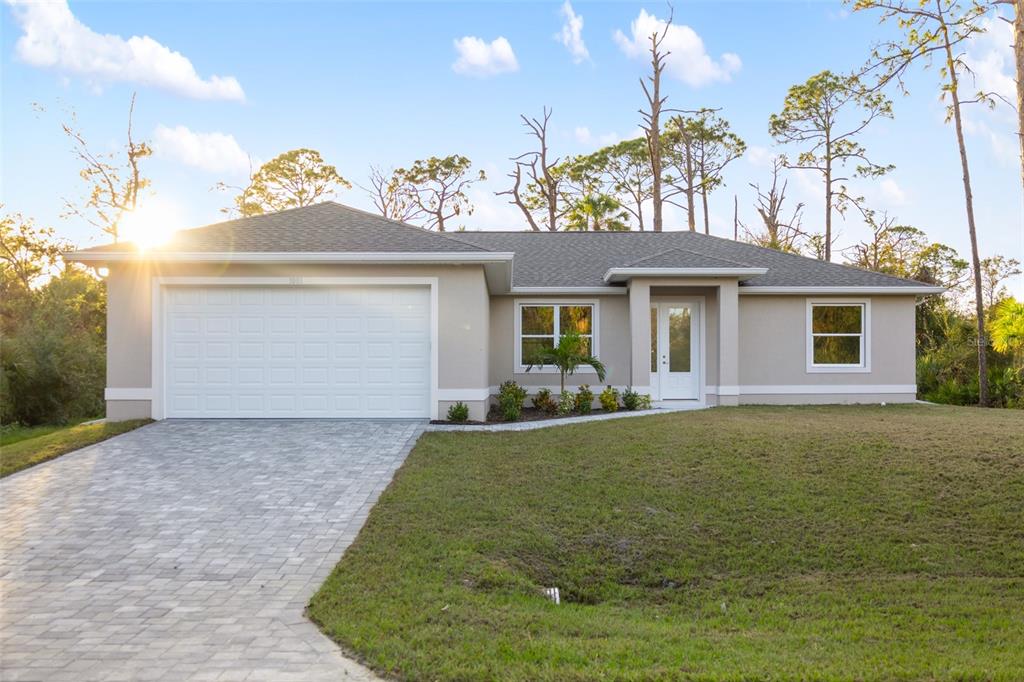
[{"x1": 0, "y1": 420, "x2": 421, "y2": 681}]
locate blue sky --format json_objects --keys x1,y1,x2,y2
[{"x1": 2, "y1": 0, "x2": 1021, "y2": 295}]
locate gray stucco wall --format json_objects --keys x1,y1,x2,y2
[
  {"x1": 488, "y1": 294, "x2": 631, "y2": 392},
  {"x1": 737, "y1": 294, "x2": 917, "y2": 403}
]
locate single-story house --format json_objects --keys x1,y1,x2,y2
[{"x1": 65, "y1": 202, "x2": 943, "y2": 422}]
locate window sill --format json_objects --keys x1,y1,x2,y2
[
  {"x1": 806, "y1": 365, "x2": 872, "y2": 374},
  {"x1": 516, "y1": 367, "x2": 601, "y2": 375}
]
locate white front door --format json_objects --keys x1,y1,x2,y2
[{"x1": 653, "y1": 302, "x2": 700, "y2": 400}]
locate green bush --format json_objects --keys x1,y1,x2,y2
[
  {"x1": 575, "y1": 384, "x2": 594, "y2": 414},
  {"x1": 1, "y1": 269, "x2": 106, "y2": 425},
  {"x1": 498, "y1": 381, "x2": 527, "y2": 422},
  {"x1": 622, "y1": 388, "x2": 640, "y2": 410},
  {"x1": 557, "y1": 391, "x2": 575, "y2": 416},
  {"x1": 446, "y1": 402, "x2": 470, "y2": 422},
  {"x1": 532, "y1": 388, "x2": 557, "y2": 415},
  {"x1": 599, "y1": 386, "x2": 619, "y2": 412},
  {"x1": 636, "y1": 393, "x2": 653, "y2": 410}
]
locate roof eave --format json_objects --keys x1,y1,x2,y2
[
  {"x1": 738, "y1": 285, "x2": 947, "y2": 295},
  {"x1": 63, "y1": 250, "x2": 516, "y2": 265},
  {"x1": 603, "y1": 267, "x2": 770, "y2": 283}
]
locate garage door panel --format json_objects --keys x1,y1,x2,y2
[{"x1": 165, "y1": 286, "x2": 430, "y2": 418}]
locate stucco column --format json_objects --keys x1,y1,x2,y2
[
  {"x1": 717, "y1": 280, "x2": 739, "y2": 406},
  {"x1": 628, "y1": 280, "x2": 651, "y2": 391}
]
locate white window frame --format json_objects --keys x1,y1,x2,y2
[
  {"x1": 806, "y1": 299, "x2": 871, "y2": 373},
  {"x1": 514, "y1": 299, "x2": 600, "y2": 373}
]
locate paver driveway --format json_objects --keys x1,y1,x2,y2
[{"x1": 0, "y1": 419, "x2": 422, "y2": 681}]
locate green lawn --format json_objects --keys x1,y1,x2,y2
[
  {"x1": 0, "y1": 419, "x2": 151, "y2": 478},
  {"x1": 309, "y1": 404, "x2": 1024, "y2": 681}
]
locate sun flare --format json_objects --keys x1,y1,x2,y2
[{"x1": 119, "y1": 201, "x2": 183, "y2": 250}]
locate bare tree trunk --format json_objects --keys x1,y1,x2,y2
[
  {"x1": 640, "y1": 14, "x2": 672, "y2": 233},
  {"x1": 823, "y1": 138, "x2": 832, "y2": 262},
  {"x1": 685, "y1": 143, "x2": 696, "y2": 231},
  {"x1": 1015, "y1": 0, "x2": 1024, "y2": 196},
  {"x1": 733, "y1": 193, "x2": 738, "y2": 240},
  {"x1": 941, "y1": 10, "x2": 989, "y2": 406},
  {"x1": 701, "y1": 184, "x2": 710, "y2": 234},
  {"x1": 649, "y1": 48, "x2": 664, "y2": 233}
]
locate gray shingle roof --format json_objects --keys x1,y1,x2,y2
[
  {"x1": 621, "y1": 246, "x2": 754, "y2": 269},
  {"x1": 78, "y1": 202, "x2": 487, "y2": 254},
  {"x1": 73, "y1": 202, "x2": 931, "y2": 289},
  {"x1": 450, "y1": 230, "x2": 928, "y2": 288}
]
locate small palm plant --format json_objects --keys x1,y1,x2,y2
[
  {"x1": 526, "y1": 329, "x2": 607, "y2": 394},
  {"x1": 991, "y1": 298, "x2": 1024, "y2": 365}
]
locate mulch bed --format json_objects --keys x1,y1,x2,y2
[{"x1": 430, "y1": 407, "x2": 619, "y2": 426}]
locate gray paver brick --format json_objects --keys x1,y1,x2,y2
[{"x1": 1, "y1": 420, "x2": 420, "y2": 681}]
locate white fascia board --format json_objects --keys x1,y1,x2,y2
[
  {"x1": 63, "y1": 250, "x2": 516, "y2": 264},
  {"x1": 603, "y1": 267, "x2": 769, "y2": 283},
  {"x1": 739, "y1": 286, "x2": 945, "y2": 295},
  {"x1": 507, "y1": 286, "x2": 627, "y2": 295}
]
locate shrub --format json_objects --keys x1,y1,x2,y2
[
  {"x1": 575, "y1": 384, "x2": 594, "y2": 414},
  {"x1": 599, "y1": 386, "x2": 620, "y2": 412},
  {"x1": 622, "y1": 388, "x2": 639, "y2": 411},
  {"x1": 557, "y1": 391, "x2": 576, "y2": 416},
  {"x1": 532, "y1": 388, "x2": 557, "y2": 415},
  {"x1": 622, "y1": 389, "x2": 653, "y2": 411},
  {"x1": 446, "y1": 402, "x2": 470, "y2": 422},
  {"x1": 498, "y1": 380, "x2": 527, "y2": 422}
]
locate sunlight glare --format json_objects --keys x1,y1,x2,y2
[{"x1": 119, "y1": 200, "x2": 183, "y2": 250}]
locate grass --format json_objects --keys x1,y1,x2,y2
[
  {"x1": 309, "y1": 404, "x2": 1024, "y2": 681},
  {"x1": 0, "y1": 419, "x2": 151, "y2": 478}
]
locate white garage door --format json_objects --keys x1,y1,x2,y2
[{"x1": 164, "y1": 286, "x2": 431, "y2": 418}]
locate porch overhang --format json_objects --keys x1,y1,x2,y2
[{"x1": 603, "y1": 267, "x2": 768, "y2": 284}]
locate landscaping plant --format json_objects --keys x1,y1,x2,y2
[
  {"x1": 525, "y1": 330, "x2": 606, "y2": 394},
  {"x1": 446, "y1": 402, "x2": 470, "y2": 422},
  {"x1": 557, "y1": 391, "x2": 576, "y2": 416},
  {"x1": 599, "y1": 386, "x2": 619, "y2": 412},
  {"x1": 575, "y1": 384, "x2": 594, "y2": 414},
  {"x1": 622, "y1": 389, "x2": 654, "y2": 411},
  {"x1": 622, "y1": 388, "x2": 640, "y2": 410},
  {"x1": 497, "y1": 380, "x2": 527, "y2": 422},
  {"x1": 532, "y1": 388, "x2": 557, "y2": 415}
]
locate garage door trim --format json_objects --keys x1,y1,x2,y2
[{"x1": 151, "y1": 276, "x2": 439, "y2": 420}]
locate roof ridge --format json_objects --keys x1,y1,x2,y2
[
  {"x1": 168, "y1": 201, "x2": 330, "y2": 237},
  {"x1": 322, "y1": 201, "x2": 492, "y2": 253},
  {"x1": 623, "y1": 245, "x2": 753, "y2": 269}
]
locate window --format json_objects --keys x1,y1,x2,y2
[
  {"x1": 517, "y1": 302, "x2": 596, "y2": 370},
  {"x1": 807, "y1": 301, "x2": 869, "y2": 371}
]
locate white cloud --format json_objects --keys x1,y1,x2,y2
[
  {"x1": 965, "y1": 15, "x2": 1014, "y2": 107},
  {"x1": 452, "y1": 36, "x2": 518, "y2": 77},
  {"x1": 557, "y1": 0, "x2": 589, "y2": 64},
  {"x1": 5, "y1": 0, "x2": 245, "y2": 101},
  {"x1": 463, "y1": 184, "x2": 530, "y2": 230},
  {"x1": 745, "y1": 145, "x2": 774, "y2": 168},
  {"x1": 879, "y1": 178, "x2": 907, "y2": 205},
  {"x1": 153, "y1": 125, "x2": 250, "y2": 174},
  {"x1": 613, "y1": 9, "x2": 741, "y2": 87},
  {"x1": 574, "y1": 126, "x2": 613, "y2": 144}
]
